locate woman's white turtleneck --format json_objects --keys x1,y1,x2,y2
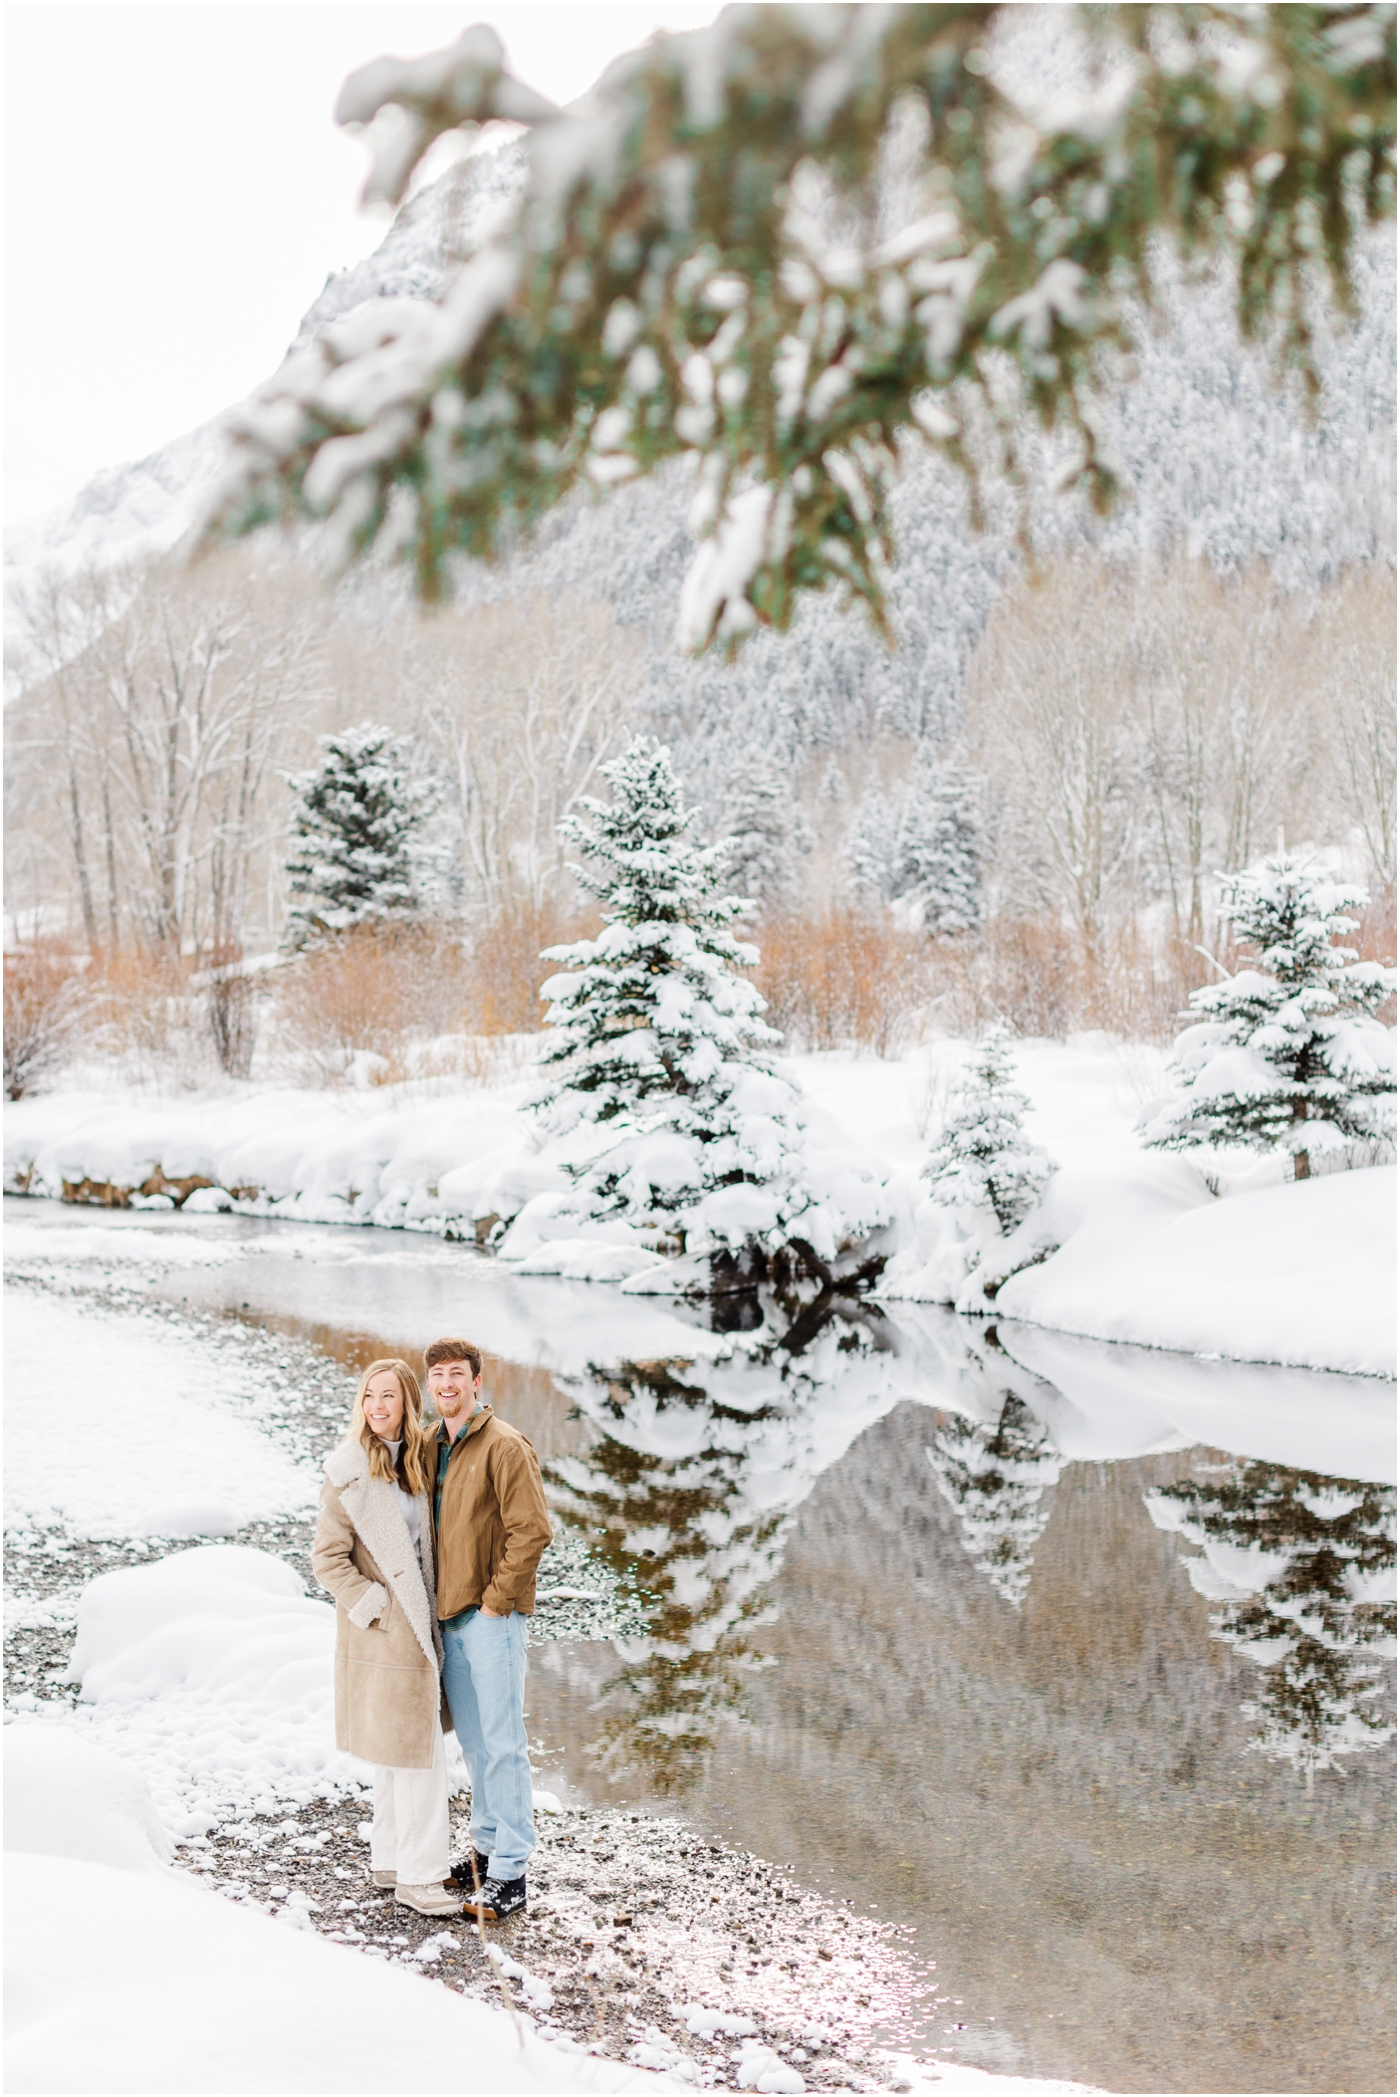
[{"x1": 383, "y1": 1440, "x2": 422, "y2": 1555}]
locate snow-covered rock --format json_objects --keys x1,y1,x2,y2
[
  {"x1": 60, "y1": 1546, "x2": 354, "y2": 1835},
  {"x1": 4, "y1": 1726, "x2": 175, "y2": 1876}
]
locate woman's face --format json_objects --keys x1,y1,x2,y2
[{"x1": 363, "y1": 1369, "x2": 406, "y2": 1440}]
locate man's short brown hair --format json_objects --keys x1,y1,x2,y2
[{"x1": 424, "y1": 1338, "x2": 483, "y2": 1375}]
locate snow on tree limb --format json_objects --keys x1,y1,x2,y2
[{"x1": 204, "y1": 4, "x2": 1397, "y2": 648}]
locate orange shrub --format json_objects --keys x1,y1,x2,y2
[
  {"x1": 4, "y1": 943, "x2": 86, "y2": 1097},
  {"x1": 464, "y1": 899, "x2": 595, "y2": 1036},
  {"x1": 751, "y1": 910, "x2": 937, "y2": 1054},
  {"x1": 937, "y1": 917, "x2": 1211, "y2": 1041}
]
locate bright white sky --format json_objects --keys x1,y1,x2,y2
[{"x1": 4, "y1": 0, "x2": 721, "y2": 526}]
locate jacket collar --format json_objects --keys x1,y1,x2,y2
[
  {"x1": 324, "y1": 1434, "x2": 370, "y2": 1489},
  {"x1": 436, "y1": 1404, "x2": 492, "y2": 1447}
]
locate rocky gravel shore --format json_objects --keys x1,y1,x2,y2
[
  {"x1": 5, "y1": 1570, "x2": 939, "y2": 2093},
  {"x1": 170, "y1": 1798, "x2": 937, "y2": 2091},
  {"x1": 4, "y1": 1275, "x2": 940, "y2": 2093}
]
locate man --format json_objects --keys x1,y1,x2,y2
[{"x1": 424, "y1": 1337, "x2": 551, "y2": 1923}]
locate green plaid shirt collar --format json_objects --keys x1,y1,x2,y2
[{"x1": 433, "y1": 1403, "x2": 487, "y2": 1531}]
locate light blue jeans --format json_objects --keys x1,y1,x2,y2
[{"x1": 440, "y1": 1608, "x2": 534, "y2": 1882}]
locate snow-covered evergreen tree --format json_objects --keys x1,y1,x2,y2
[
  {"x1": 898, "y1": 758, "x2": 984, "y2": 937},
  {"x1": 1146, "y1": 1462, "x2": 1396, "y2": 1788},
  {"x1": 848, "y1": 782, "x2": 902, "y2": 903},
  {"x1": 925, "y1": 1396, "x2": 1065, "y2": 1609},
  {"x1": 924, "y1": 1025, "x2": 1054, "y2": 1235},
  {"x1": 530, "y1": 736, "x2": 888, "y2": 1279},
  {"x1": 283, "y1": 723, "x2": 438, "y2": 948},
  {"x1": 848, "y1": 756, "x2": 983, "y2": 935},
  {"x1": 1142, "y1": 849, "x2": 1397, "y2": 1180},
  {"x1": 717, "y1": 745, "x2": 813, "y2": 911}
]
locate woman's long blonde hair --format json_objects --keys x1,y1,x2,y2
[{"x1": 350, "y1": 1358, "x2": 432, "y2": 1496}]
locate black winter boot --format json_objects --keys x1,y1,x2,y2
[
  {"x1": 447, "y1": 1848, "x2": 491, "y2": 1892},
  {"x1": 467, "y1": 1872, "x2": 527, "y2": 1923}
]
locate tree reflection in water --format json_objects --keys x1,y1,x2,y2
[
  {"x1": 544, "y1": 1282, "x2": 1396, "y2": 1801},
  {"x1": 546, "y1": 1289, "x2": 894, "y2": 1794},
  {"x1": 924, "y1": 1394, "x2": 1065, "y2": 1608},
  {"x1": 1147, "y1": 1462, "x2": 1397, "y2": 1787}
]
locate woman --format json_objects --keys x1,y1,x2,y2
[{"x1": 311, "y1": 1358, "x2": 462, "y2": 1918}]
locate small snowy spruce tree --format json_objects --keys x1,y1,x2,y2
[
  {"x1": 924, "y1": 1024, "x2": 1054, "y2": 1235},
  {"x1": 898, "y1": 759, "x2": 984, "y2": 937},
  {"x1": 1146, "y1": 1463, "x2": 1396, "y2": 1788},
  {"x1": 533, "y1": 737, "x2": 886, "y2": 1279},
  {"x1": 1142, "y1": 848, "x2": 1396, "y2": 1180},
  {"x1": 284, "y1": 723, "x2": 438, "y2": 947},
  {"x1": 718, "y1": 745, "x2": 813, "y2": 910},
  {"x1": 925, "y1": 1397, "x2": 1065, "y2": 1609}
]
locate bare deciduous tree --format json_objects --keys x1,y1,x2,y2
[
  {"x1": 967, "y1": 564, "x2": 1141, "y2": 949},
  {"x1": 10, "y1": 550, "x2": 325, "y2": 959},
  {"x1": 405, "y1": 591, "x2": 643, "y2": 918},
  {"x1": 967, "y1": 556, "x2": 1381, "y2": 953}
]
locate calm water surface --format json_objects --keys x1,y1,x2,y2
[{"x1": 11, "y1": 1202, "x2": 1395, "y2": 2093}]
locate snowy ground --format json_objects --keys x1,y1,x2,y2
[
  {"x1": 3, "y1": 1241, "x2": 1098, "y2": 2097},
  {"x1": 6, "y1": 1035, "x2": 1393, "y2": 1373}
]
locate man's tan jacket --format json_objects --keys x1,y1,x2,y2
[{"x1": 433, "y1": 1405, "x2": 552, "y2": 1619}]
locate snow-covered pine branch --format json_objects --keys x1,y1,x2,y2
[
  {"x1": 207, "y1": 6, "x2": 1396, "y2": 649},
  {"x1": 283, "y1": 722, "x2": 441, "y2": 947},
  {"x1": 1140, "y1": 847, "x2": 1397, "y2": 1180},
  {"x1": 504, "y1": 735, "x2": 889, "y2": 1288}
]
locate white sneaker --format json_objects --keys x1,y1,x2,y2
[
  {"x1": 395, "y1": 1882, "x2": 466, "y2": 1918},
  {"x1": 371, "y1": 1869, "x2": 396, "y2": 1888}
]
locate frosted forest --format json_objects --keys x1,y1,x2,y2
[{"x1": 3, "y1": 9, "x2": 1396, "y2": 2097}]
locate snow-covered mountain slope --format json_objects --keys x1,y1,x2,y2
[
  {"x1": 4, "y1": 422, "x2": 232, "y2": 623},
  {"x1": 2, "y1": 146, "x2": 526, "y2": 643}
]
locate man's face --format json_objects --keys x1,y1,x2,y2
[{"x1": 427, "y1": 1357, "x2": 481, "y2": 1425}]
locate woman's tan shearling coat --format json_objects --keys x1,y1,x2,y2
[{"x1": 311, "y1": 1435, "x2": 443, "y2": 1770}]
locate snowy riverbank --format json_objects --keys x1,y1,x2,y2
[
  {"x1": 5, "y1": 1037, "x2": 1394, "y2": 1375},
  {"x1": 4, "y1": 1245, "x2": 1102, "y2": 2097}
]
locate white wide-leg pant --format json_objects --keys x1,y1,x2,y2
[{"x1": 370, "y1": 1724, "x2": 450, "y2": 1886}]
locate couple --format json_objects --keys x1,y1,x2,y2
[{"x1": 310, "y1": 1337, "x2": 551, "y2": 1925}]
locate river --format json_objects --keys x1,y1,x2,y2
[{"x1": 7, "y1": 1199, "x2": 1395, "y2": 2093}]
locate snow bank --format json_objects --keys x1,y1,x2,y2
[
  {"x1": 5, "y1": 1071, "x2": 891, "y2": 1289},
  {"x1": 60, "y1": 1546, "x2": 359, "y2": 1834},
  {"x1": 2, "y1": 1287, "x2": 315, "y2": 1542},
  {"x1": 992, "y1": 1161, "x2": 1396, "y2": 1377},
  {"x1": 4, "y1": 1086, "x2": 534, "y2": 1236},
  {"x1": 7, "y1": 1039, "x2": 1395, "y2": 1373},
  {"x1": 4, "y1": 1725, "x2": 175, "y2": 1875},
  {"x1": 4, "y1": 1851, "x2": 667, "y2": 2094}
]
